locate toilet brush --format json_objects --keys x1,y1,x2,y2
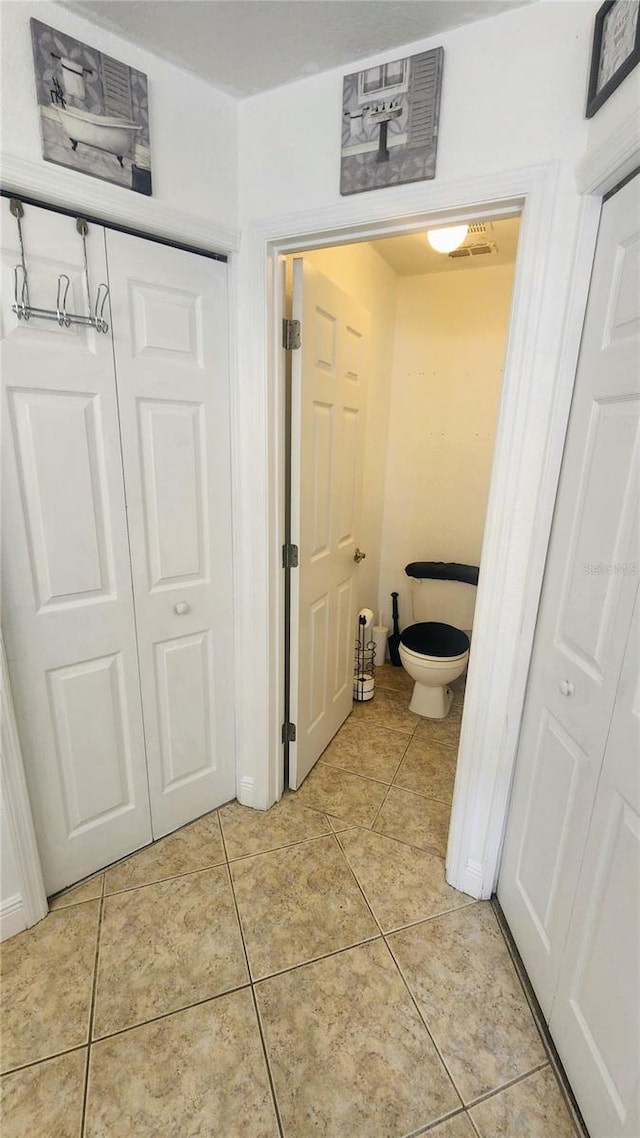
[{"x1": 388, "y1": 592, "x2": 401, "y2": 666}]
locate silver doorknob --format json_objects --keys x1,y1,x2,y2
[
  {"x1": 353, "y1": 548, "x2": 366, "y2": 563},
  {"x1": 559, "y1": 679, "x2": 574, "y2": 696},
  {"x1": 174, "y1": 601, "x2": 190, "y2": 615}
]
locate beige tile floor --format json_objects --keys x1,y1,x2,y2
[{"x1": 0, "y1": 666, "x2": 581, "y2": 1138}]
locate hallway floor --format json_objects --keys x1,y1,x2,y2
[{"x1": 1, "y1": 666, "x2": 580, "y2": 1137}]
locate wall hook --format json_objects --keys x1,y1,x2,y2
[{"x1": 56, "y1": 275, "x2": 71, "y2": 327}]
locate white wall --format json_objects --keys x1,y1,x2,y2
[
  {"x1": 294, "y1": 243, "x2": 398, "y2": 619},
  {"x1": 0, "y1": 0, "x2": 239, "y2": 933},
  {"x1": 235, "y1": 0, "x2": 604, "y2": 809},
  {"x1": 379, "y1": 263, "x2": 514, "y2": 627},
  {"x1": 239, "y1": 2, "x2": 596, "y2": 224},
  {"x1": 584, "y1": 31, "x2": 640, "y2": 161},
  {"x1": 0, "y1": 1, "x2": 239, "y2": 228}
]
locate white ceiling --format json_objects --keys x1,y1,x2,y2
[
  {"x1": 59, "y1": 1, "x2": 533, "y2": 99},
  {"x1": 369, "y1": 216, "x2": 521, "y2": 276}
]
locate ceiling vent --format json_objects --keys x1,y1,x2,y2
[{"x1": 448, "y1": 221, "x2": 498, "y2": 259}]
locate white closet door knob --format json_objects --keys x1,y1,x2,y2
[
  {"x1": 559, "y1": 679, "x2": 574, "y2": 696},
  {"x1": 174, "y1": 601, "x2": 190, "y2": 615}
]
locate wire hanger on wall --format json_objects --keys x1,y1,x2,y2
[{"x1": 10, "y1": 198, "x2": 110, "y2": 333}]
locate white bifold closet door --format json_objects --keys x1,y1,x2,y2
[
  {"x1": 498, "y1": 172, "x2": 639, "y2": 1137},
  {"x1": 104, "y1": 230, "x2": 235, "y2": 839},
  {"x1": 1, "y1": 203, "x2": 234, "y2": 895}
]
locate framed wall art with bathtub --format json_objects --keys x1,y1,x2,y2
[{"x1": 30, "y1": 19, "x2": 153, "y2": 195}]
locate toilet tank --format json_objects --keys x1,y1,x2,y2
[{"x1": 406, "y1": 562, "x2": 478, "y2": 632}]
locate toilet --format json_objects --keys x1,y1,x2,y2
[{"x1": 398, "y1": 562, "x2": 478, "y2": 718}]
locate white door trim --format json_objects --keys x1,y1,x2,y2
[
  {"x1": 1, "y1": 632, "x2": 48, "y2": 931},
  {"x1": 235, "y1": 157, "x2": 606, "y2": 897},
  {"x1": 0, "y1": 153, "x2": 241, "y2": 254},
  {"x1": 575, "y1": 106, "x2": 640, "y2": 197}
]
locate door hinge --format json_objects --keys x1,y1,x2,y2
[
  {"x1": 283, "y1": 318, "x2": 301, "y2": 351},
  {"x1": 282, "y1": 543, "x2": 299, "y2": 569},
  {"x1": 282, "y1": 721, "x2": 297, "y2": 744}
]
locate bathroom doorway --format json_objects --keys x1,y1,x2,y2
[{"x1": 285, "y1": 214, "x2": 521, "y2": 854}]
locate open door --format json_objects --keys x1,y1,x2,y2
[{"x1": 288, "y1": 258, "x2": 370, "y2": 789}]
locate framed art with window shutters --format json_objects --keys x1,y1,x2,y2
[
  {"x1": 340, "y1": 48, "x2": 444, "y2": 195},
  {"x1": 586, "y1": 0, "x2": 640, "y2": 118}
]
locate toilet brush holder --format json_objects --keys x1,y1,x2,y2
[{"x1": 372, "y1": 623, "x2": 388, "y2": 666}]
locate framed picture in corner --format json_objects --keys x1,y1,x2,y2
[
  {"x1": 586, "y1": 0, "x2": 640, "y2": 118},
  {"x1": 30, "y1": 18, "x2": 153, "y2": 195}
]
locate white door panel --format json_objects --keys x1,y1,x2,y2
[
  {"x1": 498, "y1": 173, "x2": 640, "y2": 1134},
  {"x1": 549, "y1": 587, "x2": 640, "y2": 1138},
  {"x1": 290, "y1": 260, "x2": 369, "y2": 789},
  {"x1": 105, "y1": 232, "x2": 235, "y2": 836},
  {"x1": 1, "y1": 204, "x2": 152, "y2": 893}
]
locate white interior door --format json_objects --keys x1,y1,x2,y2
[
  {"x1": 289, "y1": 258, "x2": 370, "y2": 789},
  {"x1": 549, "y1": 585, "x2": 639, "y2": 1138},
  {"x1": 498, "y1": 171, "x2": 639, "y2": 1128},
  {"x1": 1, "y1": 204, "x2": 152, "y2": 895},
  {"x1": 105, "y1": 231, "x2": 235, "y2": 837}
]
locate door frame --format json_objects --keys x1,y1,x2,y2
[{"x1": 234, "y1": 150, "x2": 634, "y2": 898}]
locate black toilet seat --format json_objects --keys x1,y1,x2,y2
[{"x1": 400, "y1": 621, "x2": 469, "y2": 658}]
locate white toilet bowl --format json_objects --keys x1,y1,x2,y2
[{"x1": 399, "y1": 621, "x2": 469, "y2": 718}]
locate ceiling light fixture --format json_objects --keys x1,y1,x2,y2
[{"x1": 427, "y1": 224, "x2": 469, "y2": 253}]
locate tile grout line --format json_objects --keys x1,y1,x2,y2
[
  {"x1": 315, "y1": 755, "x2": 407, "y2": 789},
  {"x1": 319, "y1": 749, "x2": 404, "y2": 788},
  {"x1": 380, "y1": 934, "x2": 465, "y2": 1114},
  {"x1": 217, "y1": 824, "x2": 251, "y2": 979},
  {"x1": 218, "y1": 816, "x2": 286, "y2": 1138},
  {"x1": 51, "y1": 809, "x2": 227, "y2": 910},
  {"x1": 329, "y1": 828, "x2": 474, "y2": 941},
  {"x1": 87, "y1": 982, "x2": 254, "y2": 1046},
  {"x1": 66, "y1": 807, "x2": 230, "y2": 897},
  {"x1": 246, "y1": 932, "x2": 385, "y2": 986},
  {"x1": 80, "y1": 1046, "x2": 91, "y2": 1138},
  {"x1": 99, "y1": 857, "x2": 228, "y2": 898},
  {"x1": 491, "y1": 898, "x2": 590, "y2": 1138},
  {"x1": 0, "y1": 1042, "x2": 90, "y2": 1078},
  {"x1": 52, "y1": 853, "x2": 229, "y2": 907},
  {"x1": 330, "y1": 830, "x2": 385, "y2": 937},
  {"x1": 383, "y1": 897, "x2": 477, "y2": 937},
  {"x1": 249, "y1": 987, "x2": 285, "y2": 1138},
  {"x1": 403, "y1": 1104, "x2": 472, "y2": 1137},
  {"x1": 79, "y1": 892, "x2": 105, "y2": 1136},
  {"x1": 226, "y1": 827, "x2": 340, "y2": 865},
  {"x1": 368, "y1": 775, "x2": 397, "y2": 832},
  {"x1": 392, "y1": 784, "x2": 456, "y2": 808},
  {"x1": 293, "y1": 785, "x2": 450, "y2": 859},
  {"x1": 464, "y1": 1060, "x2": 551, "y2": 1111},
  {"x1": 467, "y1": 1110, "x2": 483, "y2": 1138},
  {"x1": 374, "y1": 820, "x2": 449, "y2": 860}
]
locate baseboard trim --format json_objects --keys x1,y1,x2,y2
[
  {"x1": 446, "y1": 856, "x2": 486, "y2": 900},
  {"x1": 237, "y1": 775, "x2": 257, "y2": 808},
  {"x1": 0, "y1": 893, "x2": 27, "y2": 941},
  {"x1": 492, "y1": 897, "x2": 591, "y2": 1138}
]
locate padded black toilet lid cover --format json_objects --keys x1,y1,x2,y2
[
  {"x1": 405, "y1": 561, "x2": 479, "y2": 586},
  {"x1": 400, "y1": 621, "x2": 470, "y2": 657}
]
